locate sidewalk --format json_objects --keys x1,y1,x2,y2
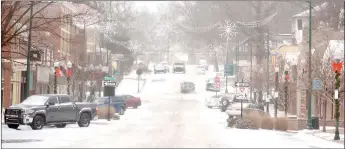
[{"x1": 299, "y1": 128, "x2": 345, "y2": 145}]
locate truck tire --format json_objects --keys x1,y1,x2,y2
[
  {"x1": 119, "y1": 107, "x2": 125, "y2": 115},
  {"x1": 30, "y1": 115, "x2": 45, "y2": 130},
  {"x1": 7, "y1": 124, "x2": 19, "y2": 129},
  {"x1": 78, "y1": 112, "x2": 91, "y2": 127},
  {"x1": 55, "y1": 124, "x2": 67, "y2": 128}
]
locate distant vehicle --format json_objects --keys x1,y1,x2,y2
[
  {"x1": 4, "y1": 94, "x2": 97, "y2": 130},
  {"x1": 205, "y1": 79, "x2": 220, "y2": 92},
  {"x1": 199, "y1": 59, "x2": 209, "y2": 70},
  {"x1": 160, "y1": 62, "x2": 170, "y2": 72},
  {"x1": 180, "y1": 81, "x2": 195, "y2": 93},
  {"x1": 205, "y1": 95, "x2": 222, "y2": 108},
  {"x1": 173, "y1": 62, "x2": 186, "y2": 73},
  {"x1": 93, "y1": 96, "x2": 127, "y2": 115},
  {"x1": 196, "y1": 65, "x2": 206, "y2": 75},
  {"x1": 120, "y1": 95, "x2": 142, "y2": 109},
  {"x1": 154, "y1": 64, "x2": 167, "y2": 74}
]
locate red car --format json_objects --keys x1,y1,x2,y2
[{"x1": 121, "y1": 95, "x2": 142, "y2": 109}]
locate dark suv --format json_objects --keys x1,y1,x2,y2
[{"x1": 4, "y1": 94, "x2": 97, "y2": 130}]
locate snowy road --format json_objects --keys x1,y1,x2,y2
[{"x1": 2, "y1": 65, "x2": 344, "y2": 148}]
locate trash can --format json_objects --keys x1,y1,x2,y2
[{"x1": 311, "y1": 117, "x2": 319, "y2": 130}]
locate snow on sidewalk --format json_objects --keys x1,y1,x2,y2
[{"x1": 298, "y1": 129, "x2": 345, "y2": 145}]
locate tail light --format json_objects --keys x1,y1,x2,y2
[{"x1": 96, "y1": 107, "x2": 98, "y2": 112}]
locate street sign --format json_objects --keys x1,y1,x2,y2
[
  {"x1": 102, "y1": 80, "x2": 116, "y2": 87},
  {"x1": 103, "y1": 75, "x2": 115, "y2": 81},
  {"x1": 136, "y1": 69, "x2": 143, "y2": 75},
  {"x1": 240, "y1": 88, "x2": 245, "y2": 93},
  {"x1": 214, "y1": 82, "x2": 220, "y2": 90},
  {"x1": 235, "y1": 82, "x2": 250, "y2": 87},
  {"x1": 214, "y1": 76, "x2": 220, "y2": 83},
  {"x1": 224, "y1": 64, "x2": 234, "y2": 76},
  {"x1": 312, "y1": 79, "x2": 322, "y2": 90}
]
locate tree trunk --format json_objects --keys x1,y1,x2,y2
[
  {"x1": 213, "y1": 52, "x2": 219, "y2": 72},
  {"x1": 323, "y1": 100, "x2": 327, "y2": 132}
]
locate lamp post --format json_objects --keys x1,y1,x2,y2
[
  {"x1": 307, "y1": 0, "x2": 313, "y2": 130},
  {"x1": 67, "y1": 61, "x2": 72, "y2": 95},
  {"x1": 274, "y1": 67, "x2": 279, "y2": 118},
  {"x1": 54, "y1": 62, "x2": 60, "y2": 94},
  {"x1": 284, "y1": 64, "x2": 290, "y2": 117},
  {"x1": 219, "y1": 20, "x2": 237, "y2": 93}
]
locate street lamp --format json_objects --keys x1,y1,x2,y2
[
  {"x1": 307, "y1": 0, "x2": 313, "y2": 130},
  {"x1": 67, "y1": 61, "x2": 72, "y2": 95},
  {"x1": 274, "y1": 66, "x2": 279, "y2": 118},
  {"x1": 54, "y1": 62, "x2": 60, "y2": 94},
  {"x1": 219, "y1": 20, "x2": 237, "y2": 94},
  {"x1": 284, "y1": 64, "x2": 290, "y2": 117}
]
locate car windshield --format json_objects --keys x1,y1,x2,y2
[{"x1": 21, "y1": 95, "x2": 49, "y2": 105}]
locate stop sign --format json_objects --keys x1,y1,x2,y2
[{"x1": 214, "y1": 76, "x2": 220, "y2": 83}]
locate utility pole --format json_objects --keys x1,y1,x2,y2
[
  {"x1": 250, "y1": 31, "x2": 253, "y2": 101},
  {"x1": 225, "y1": 37, "x2": 229, "y2": 93},
  {"x1": 307, "y1": 0, "x2": 313, "y2": 130},
  {"x1": 266, "y1": 32, "x2": 270, "y2": 113},
  {"x1": 24, "y1": 2, "x2": 34, "y2": 99}
]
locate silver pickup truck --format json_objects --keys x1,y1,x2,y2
[{"x1": 4, "y1": 94, "x2": 97, "y2": 130}]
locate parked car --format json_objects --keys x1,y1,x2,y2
[
  {"x1": 180, "y1": 81, "x2": 195, "y2": 93},
  {"x1": 4, "y1": 94, "x2": 97, "y2": 130},
  {"x1": 93, "y1": 96, "x2": 127, "y2": 115},
  {"x1": 220, "y1": 95, "x2": 251, "y2": 113},
  {"x1": 205, "y1": 95, "x2": 222, "y2": 108},
  {"x1": 121, "y1": 95, "x2": 142, "y2": 109},
  {"x1": 161, "y1": 62, "x2": 170, "y2": 72},
  {"x1": 154, "y1": 64, "x2": 167, "y2": 74},
  {"x1": 173, "y1": 62, "x2": 186, "y2": 73}
]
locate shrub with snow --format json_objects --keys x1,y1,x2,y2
[
  {"x1": 274, "y1": 117, "x2": 288, "y2": 131},
  {"x1": 97, "y1": 106, "x2": 116, "y2": 119},
  {"x1": 261, "y1": 116, "x2": 274, "y2": 130}
]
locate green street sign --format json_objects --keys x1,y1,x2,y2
[
  {"x1": 224, "y1": 64, "x2": 234, "y2": 76},
  {"x1": 103, "y1": 75, "x2": 115, "y2": 81}
]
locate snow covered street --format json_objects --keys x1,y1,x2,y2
[{"x1": 2, "y1": 65, "x2": 344, "y2": 148}]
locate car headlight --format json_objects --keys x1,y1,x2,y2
[{"x1": 24, "y1": 109, "x2": 35, "y2": 114}]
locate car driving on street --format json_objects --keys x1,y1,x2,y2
[
  {"x1": 180, "y1": 81, "x2": 195, "y2": 93},
  {"x1": 154, "y1": 63, "x2": 167, "y2": 74},
  {"x1": 196, "y1": 65, "x2": 206, "y2": 75},
  {"x1": 4, "y1": 94, "x2": 97, "y2": 130},
  {"x1": 173, "y1": 62, "x2": 186, "y2": 73}
]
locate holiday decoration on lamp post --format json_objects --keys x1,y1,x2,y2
[
  {"x1": 67, "y1": 61, "x2": 72, "y2": 95},
  {"x1": 54, "y1": 62, "x2": 60, "y2": 94},
  {"x1": 274, "y1": 67, "x2": 279, "y2": 118},
  {"x1": 284, "y1": 64, "x2": 290, "y2": 117},
  {"x1": 331, "y1": 59, "x2": 342, "y2": 140}
]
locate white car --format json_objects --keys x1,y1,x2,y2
[
  {"x1": 196, "y1": 65, "x2": 206, "y2": 75},
  {"x1": 154, "y1": 64, "x2": 167, "y2": 74},
  {"x1": 223, "y1": 98, "x2": 251, "y2": 116},
  {"x1": 161, "y1": 62, "x2": 170, "y2": 72},
  {"x1": 205, "y1": 95, "x2": 222, "y2": 108}
]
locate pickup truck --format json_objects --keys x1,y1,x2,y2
[{"x1": 4, "y1": 94, "x2": 97, "y2": 130}]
